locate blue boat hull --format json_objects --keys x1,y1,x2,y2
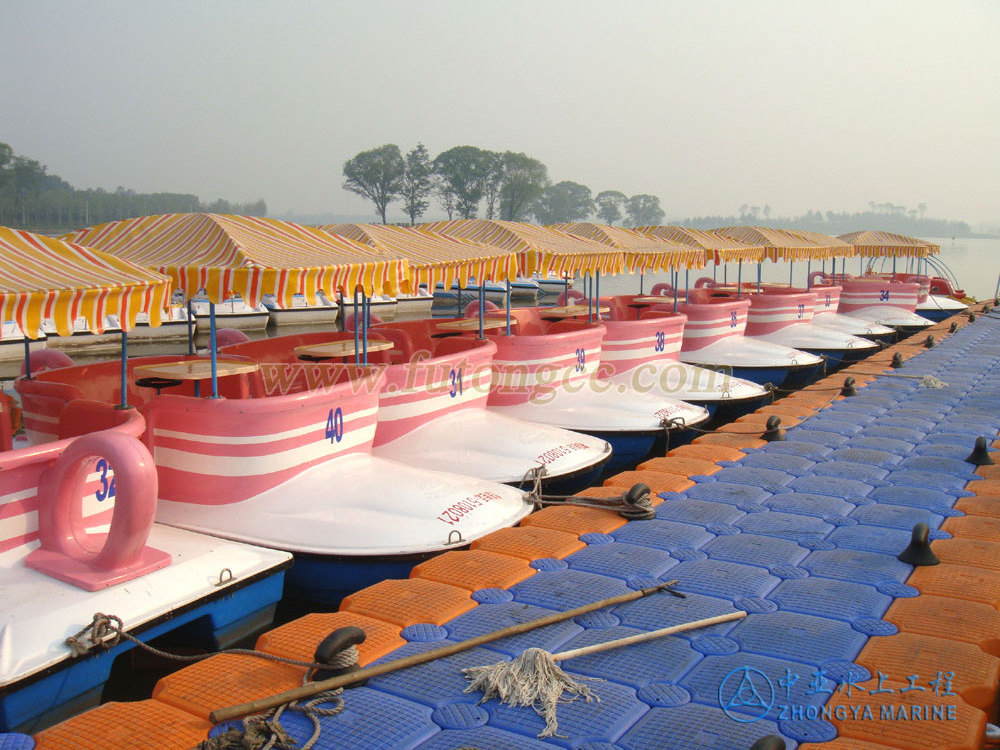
[{"x1": 0, "y1": 569, "x2": 287, "y2": 733}]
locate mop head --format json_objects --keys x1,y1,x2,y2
[
  {"x1": 919, "y1": 375, "x2": 948, "y2": 389},
  {"x1": 462, "y1": 647, "x2": 600, "y2": 738}
]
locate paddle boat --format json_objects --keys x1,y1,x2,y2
[
  {"x1": 637, "y1": 286, "x2": 824, "y2": 388},
  {"x1": 394, "y1": 286, "x2": 435, "y2": 321},
  {"x1": 684, "y1": 283, "x2": 878, "y2": 369},
  {"x1": 222, "y1": 324, "x2": 611, "y2": 493},
  {"x1": 443, "y1": 306, "x2": 710, "y2": 474},
  {"x1": 510, "y1": 276, "x2": 541, "y2": 301},
  {"x1": 797, "y1": 281, "x2": 897, "y2": 343},
  {"x1": 1, "y1": 393, "x2": 290, "y2": 734},
  {"x1": 189, "y1": 293, "x2": 269, "y2": 332},
  {"x1": 533, "y1": 271, "x2": 572, "y2": 296},
  {"x1": 261, "y1": 291, "x2": 340, "y2": 326},
  {"x1": 811, "y1": 272, "x2": 934, "y2": 335},
  {"x1": 15, "y1": 350, "x2": 531, "y2": 605},
  {"x1": 104, "y1": 305, "x2": 193, "y2": 343},
  {"x1": 432, "y1": 279, "x2": 510, "y2": 315},
  {"x1": 863, "y1": 272, "x2": 969, "y2": 322},
  {"x1": 588, "y1": 295, "x2": 770, "y2": 419}
]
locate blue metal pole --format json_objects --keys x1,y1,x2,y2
[
  {"x1": 685, "y1": 269, "x2": 689, "y2": 304},
  {"x1": 353, "y1": 288, "x2": 360, "y2": 365},
  {"x1": 186, "y1": 300, "x2": 195, "y2": 355},
  {"x1": 505, "y1": 279, "x2": 511, "y2": 335},
  {"x1": 119, "y1": 331, "x2": 128, "y2": 408},
  {"x1": 737, "y1": 261, "x2": 742, "y2": 299},
  {"x1": 673, "y1": 270, "x2": 678, "y2": 312},
  {"x1": 362, "y1": 293, "x2": 369, "y2": 365},
  {"x1": 594, "y1": 271, "x2": 600, "y2": 322},
  {"x1": 756, "y1": 263, "x2": 761, "y2": 293},
  {"x1": 209, "y1": 302, "x2": 219, "y2": 399},
  {"x1": 639, "y1": 273, "x2": 644, "y2": 294},
  {"x1": 807, "y1": 259, "x2": 812, "y2": 289},
  {"x1": 789, "y1": 261, "x2": 794, "y2": 287},
  {"x1": 478, "y1": 284, "x2": 485, "y2": 338}
]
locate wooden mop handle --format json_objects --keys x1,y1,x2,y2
[
  {"x1": 551, "y1": 610, "x2": 748, "y2": 662},
  {"x1": 209, "y1": 580, "x2": 681, "y2": 724}
]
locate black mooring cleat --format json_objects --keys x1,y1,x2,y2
[
  {"x1": 965, "y1": 436, "x2": 995, "y2": 466},
  {"x1": 897, "y1": 522, "x2": 940, "y2": 566},
  {"x1": 762, "y1": 415, "x2": 785, "y2": 442},
  {"x1": 890, "y1": 352, "x2": 904, "y2": 369},
  {"x1": 840, "y1": 377, "x2": 857, "y2": 397},
  {"x1": 749, "y1": 736, "x2": 786, "y2": 750},
  {"x1": 313, "y1": 626, "x2": 368, "y2": 684},
  {"x1": 923, "y1": 334, "x2": 935, "y2": 348}
]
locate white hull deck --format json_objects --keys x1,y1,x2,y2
[
  {"x1": 2, "y1": 525, "x2": 290, "y2": 694},
  {"x1": 810, "y1": 312, "x2": 895, "y2": 338},
  {"x1": 372, "y1": 408, "x2": 611, "y2": 485},
  {"x1": 608, "y1": 360, "x2": 768, "y2": 404},
  {"x1": 679, "y1": 336, "x2": 823, "y2": 369},
  {"x1": 154, "y1": 453, "x2": 532, "y2": 557}
]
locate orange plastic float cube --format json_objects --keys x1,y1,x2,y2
[
  {"x1": 256, "y1": 611, "x2": 405, "y2": 666},
  {"x1": 410, "y1": 548, "x2": 534, "y2": 591},
  {"x1": 603, "y1": 469, "x2": 693, "y2": 495},
  {"x1": 339, "y1": 578, "x2": 474, "y2": 627},
  {"x1": 33, "y1": 700, "x2": 212, "y2": 750},
  {"x1": 520, "y1": 503, "x2": 628, "y2": 535},
  {"x1": 884, "y1": 594, "x2": 1000, "y2": 658},
  {"x1": 471, "y1": 524, "x2": 585, "y2": 560}
]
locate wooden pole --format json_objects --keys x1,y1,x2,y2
[{"x1": 209, "y1": 580, "x2": 682, "y2": 724}]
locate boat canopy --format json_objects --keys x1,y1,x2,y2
[
  {"x1": 553, "y1": 222, "x2": 706, "y2": 273},
  {"x1": 634, "y1": 225, "x2": 768, "y2": 265},
  {"x1": 0, "y1": 226, "x2": 171, "y2": 337},
  {"x1": 837, "y1": 230, "x2": 940, "y2": 258},
  {"x1": 323, "y1": 223, "x2": 518, "y2": 291},
  {"x1": 61, "y1": 213, "x2": 408, "y2": 305},
  {"x1": 716, "y1": 226, "x2": 854, "y2": 262},
  {"x1": 420, "y1": 219, "x2": 626, "y2": 277}
]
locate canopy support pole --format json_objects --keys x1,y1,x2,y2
[
  {"x1": 186, "y1": 300, "x2": 195, "y2": 355},
  {"x1": 209, "y1": 302, "x2": 219, "y2": 399},
  {"x1": 587, "y1": 273, "x2": 593, "y2": 322},
  {"x1": 672, "y1": 270, "x2": 678, "y2": 313},
  {"x1": 362, "y1": 293, "x2": 369, "y2": 365},
  {"x1": 893, "y1": 257, "x2": 897, "y2": 276},
  {"x1": 685, "y1": 269, "x2": 689, "y2": 304},
  {"x1": 737, "y1": 261, "x2": 742, "y2": 299},
  {"x1": 789, "y1": 261, "x2": 794, "y2": 287},
  {"x1": 593, "y1": 271, "x2": 601, "y2": 323},
  {"x1": 118, "y1": 331, "x2": 129, "y2": 409},
  {"x1": 756, "y1": 263, "x2": 761, "y2": 293},
  {"x1": 505, "y1": 280, "x2": 511, "y2": 335},
  {"x1": 22, "y1": 338, "x2": 32, "y2": 380},
  {"x1": 478, "y1": 284, "x2": 485, "y2": 338},
  {"x1": 639, "y1": 273, "x2": 644, "y2": 294},
  {"x1": 806, "y1": 259, "x2": 812, "y2": 290},
  {"x1": 353, "y1": 288, "x2": 360, "y2": 366}
]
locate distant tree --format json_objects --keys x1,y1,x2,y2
[
  {"x1": 433, "y1": 145, "x2": 496, "y2": 219},
  {"x1": 763, "y1": 204, "x2": 771, "y2": 220},
  {"x1": 595, "y1": 190, "x2": 627, "y2": 225},
  {"x1": 399, "y1": 143, "x2": 433, "y2": 225},
  {"x1": 533, "y1": 181, "x2": 593, "y2": 224},
  {"x1": 433, "y1": 176, "x2": 457, "y2": 220},
  {"x1": 342, "y1": 144, "x2": 404, "y2": 224},
  {"x1": 626, "y1": 194, "x2": 664, "y2": 227},
  {"x1": 498, "y1": 152, "x2": 549, "y2": 221},
  {"x1": 739, "y1": 203, "x2": 749, "y2": 218},
  {"x1": 918, "y1": 202, "x2": 927, "y2": 219},
  {"x1": 481, "y1": 152, "x2": 505, "y2": 220}
]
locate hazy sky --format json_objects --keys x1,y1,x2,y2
[{"x1": 2, "y1": 1, "x2": 998, "y2": 223}]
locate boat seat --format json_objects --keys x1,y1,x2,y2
[
  {"x1": 57, "y1": 399, "x2": 138, "y2": 440},
  {"x1": 545, "y1": 318, "x2": 593, "y2": 335},
  {"x1": 433, "y1": 337, "x2": 481, "y2": 358}
]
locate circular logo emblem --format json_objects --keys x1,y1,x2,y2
[{"x1": 718, "y1": 666, "x2": 774, "y2": 722}]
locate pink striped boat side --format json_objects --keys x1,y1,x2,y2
[
  {"x1": 744, "y1": 290, "x2": 817, "y2": 335},
  {"x1": 809, "y1": 284, "x2": 843, "y2": 316},
  {"x1": 598, "y1": 315, "x2": 686, "y2": 376},
  {"x1": 836, "y1": 278, "x2": 920, "y2": 314},
  {"x1": 669, "y1": 298, "x2": 752, "y2": 351}
]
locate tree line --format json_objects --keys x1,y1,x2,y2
[
  {"x1": 680, "y1": 202, "x2": 975, "y2": 238},
  {"x1": 0, "y1": 142, "x2": 267, "y2": 233},
  {"x1": 342, "y1": 143, "x2": 666, "y2": 227}
]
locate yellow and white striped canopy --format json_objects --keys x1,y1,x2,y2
[
  {"x1": 553, "y1": 223, "x2": 706, "y2": 273},
  {"x1": 0, "y1": 226, "x2": 171, "y2": 338},
  {"x1": 322, "y1": 224, "x2": 518, "y2": 291},
  {"x1": 837, "y1": 231, "x2": 940, "y2": 259},
  {"x1": 420, "y1": 219, "x2": 626, "y2": 277},
  {"x1": 635, "y1": 226, "x2": 768, "y2": 265},
  {"x1": 716, "y1": 227, "x2": 855, "y2": 262},
  {"x1": 62, "y1": 214, "x2": 408, "y2": 306}
]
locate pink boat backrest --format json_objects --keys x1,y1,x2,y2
[
  {"x1": 1, "y1": 409, "x2": 170, "y2": 590},
  {"x1": 837, "y1": 278, "x2": 919, "y2": 313},
  {"x1": 744, "y1": 290, "x2": 817, "y2": 336}
]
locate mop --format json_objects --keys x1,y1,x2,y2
[{"x1": 463, "y1": 610, "x2": 747, "y2": 737}]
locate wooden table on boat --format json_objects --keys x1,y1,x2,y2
[
  {"x1": 133, "y1": 359, "x2": 260, "y2": 381},
  {"x1": 435, "y1": 318, "x2": 508, "y2": 332},
  {"x1": 294, "y1": 340, "x2": 394, "y2": 361},
  {"x1": 540, "y1": 304, "x2": 610, "y2": 319}
]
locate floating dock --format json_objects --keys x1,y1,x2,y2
[{"x1": 17, "y1": 305, "x2": 1000, "y2": 749}]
